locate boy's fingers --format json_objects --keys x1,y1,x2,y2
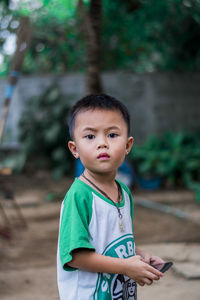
[
  {"x1": 146, "y1": 271, "x2": 160, "y2": 281},
  {"x1": 138, "y1": 278, "x2": 152, "y2": 286},
  {"x1": 143, "y1": 253, "x2": 151, "y2": 264},
  {"x1": 138, "y1": 281, "x2": 145, "y2": 286},
  {"x1": 143, "y1": 278, "x2": 153, "y2": 285},
  {"x1": 147, "y1": 265, "x2": 163, "y2": 277},
  {"x1": 150, "y1": 256, "x2": 165, "y2": 265}
]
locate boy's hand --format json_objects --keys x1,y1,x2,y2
[
  {"x1": 136, "y1": 247, "x2": 165, "y2": 266},
  {"x1": 150, "y1": 255, "x2": 165, "y2": 266},
  {"x1": 125, "y1": 255, "x2": 163, "y2": 286}
]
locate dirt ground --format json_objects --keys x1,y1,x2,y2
[{"x1": 0, "y1": 173, "x2": 200, "y2": 300}]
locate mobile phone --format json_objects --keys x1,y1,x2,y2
[{"x1": 151, "y1": 261, "x2": 173, "y2": 273}]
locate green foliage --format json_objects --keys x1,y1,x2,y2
[
  {"x1": 129, "y1": 131, "x2": 200, "y2": 190},
  {"x1": 1, "y1": 0, "x2": 9, "y2": 8},
  {"x1": 22, "y1": 15, "x2": 86, "y2": 75},
  {"x1": 1, "y1": 0, "x2": 200, "y2": 75},
  {"x1": 103, "y1": 0, "x2": 200, "y2": 72},
  {"x1": 0, "y1": 0, "x2": 87, "y2": 76},
  {"x1": 17, "y1": 83, "x2": 73, "y2": 179},
  {"x1": 12, "y1": 0, "x2": 90, "y2": 19}
]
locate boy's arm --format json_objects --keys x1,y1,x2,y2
[{"x1": 67, "y1": 249, "x2": 163, "y2": 286}]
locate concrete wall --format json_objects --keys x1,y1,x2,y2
[{"x1": 0, "y1": 72, "x2": 200, "y2": 148}]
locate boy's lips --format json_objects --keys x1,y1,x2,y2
[{"x1": 97, "y1": 153, "x2": 110, "y2": 160}]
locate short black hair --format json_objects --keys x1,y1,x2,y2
[{"x1": 68, "y1": 93, "x2": 131, "y2": 139}]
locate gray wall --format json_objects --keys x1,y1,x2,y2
[{"x1": 0, "y1": 72, "x2": 200, "y2": 148}]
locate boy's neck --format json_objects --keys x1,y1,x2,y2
[
  {"x1": 81, "y1": 169, "x2": 117, "y2": 187},
  {"x1": 80, "y1": 169, "x2": 120, "y2": 203}
]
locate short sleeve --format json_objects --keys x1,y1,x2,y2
[{"x1": 59, "y1": 186, "x2": 95, "y2": 271}]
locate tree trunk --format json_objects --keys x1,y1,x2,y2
[
  {"x1": 0, "y1": 15, "x2": 31, "y2": 234},
  {"x1": 78, "y1": 0, "x2": 102, "y2": 94},
  {"x1": 0, "y1": 16, "x2": 32, "y2": 144}
]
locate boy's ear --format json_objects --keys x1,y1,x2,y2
[
  {"x1": 126, "y1": 137, "x2": 134, "y2": 155},
  {"x1": 68, "y1": 140, "x2": 79, "y2": 159}
]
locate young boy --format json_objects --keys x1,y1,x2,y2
[{"x1": 57, "y1": 94, "x2": 164, "y2": 300}]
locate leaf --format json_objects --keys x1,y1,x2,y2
[
  {"x1": 2, "y1": 153, "x2": 27, "y2": 172},
  {"x1": 44, "y1": 123, "x2": 61, "y2": 143},
  {"x1": 45, "y1": 192, "x2": 56, "y2": 202},
  {"x1": 51, "y1": 166, "x2": 66, "y2": 180},
  {"x1": 51, "y1": 148, "x2": 66, "y2": 162}
]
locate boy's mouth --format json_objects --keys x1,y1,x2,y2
[{"x1": 97, "y1": 153, "x2": 110, "y2": 160}]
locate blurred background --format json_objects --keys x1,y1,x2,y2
[{"x1": 0, "y1": 1, "x2": 200, "y2": 300}]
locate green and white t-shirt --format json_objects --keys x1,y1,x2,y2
[{"x1": 57, "y1": 178, "x2": 137, "y2": 300}]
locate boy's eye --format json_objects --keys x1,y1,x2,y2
[
  {"x1": 85, "y1": 134, "x2": 95, "y2": 139},
  {"x1": 108, "y1": 133, "x2": 118, "y2": 138}
]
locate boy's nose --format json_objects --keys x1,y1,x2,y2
[
  {"x1": 97, "y1": 137, "x2": 109, "y2": 149},
  {"x1": 98, "y1": 144, "x2": 108, "y2": 149}
]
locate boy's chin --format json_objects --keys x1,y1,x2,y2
[{"x1": 88, "y1": 169, "x2": 118, "y2": 176}]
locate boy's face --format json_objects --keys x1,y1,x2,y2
[{"x1": 68, "y1": 109, "x2": 133, "y2": 176}]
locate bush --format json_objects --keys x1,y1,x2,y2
[
  {"x1": 129, "y1": 131, "x2": 200, "y2": 189},
  {"x1": 16, "y1": 83, "x2": 73, "y2": 179}
]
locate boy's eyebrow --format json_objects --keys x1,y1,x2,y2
[
  {"x1": 82, "y1": 126, "x2": 121, "y2": 132},
  {"x1": 82, "y1": 127, "x2": 97, "y2": 132},
  {"x1": 106, "y1": 126, "x2": 121, "y2": 131}
]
